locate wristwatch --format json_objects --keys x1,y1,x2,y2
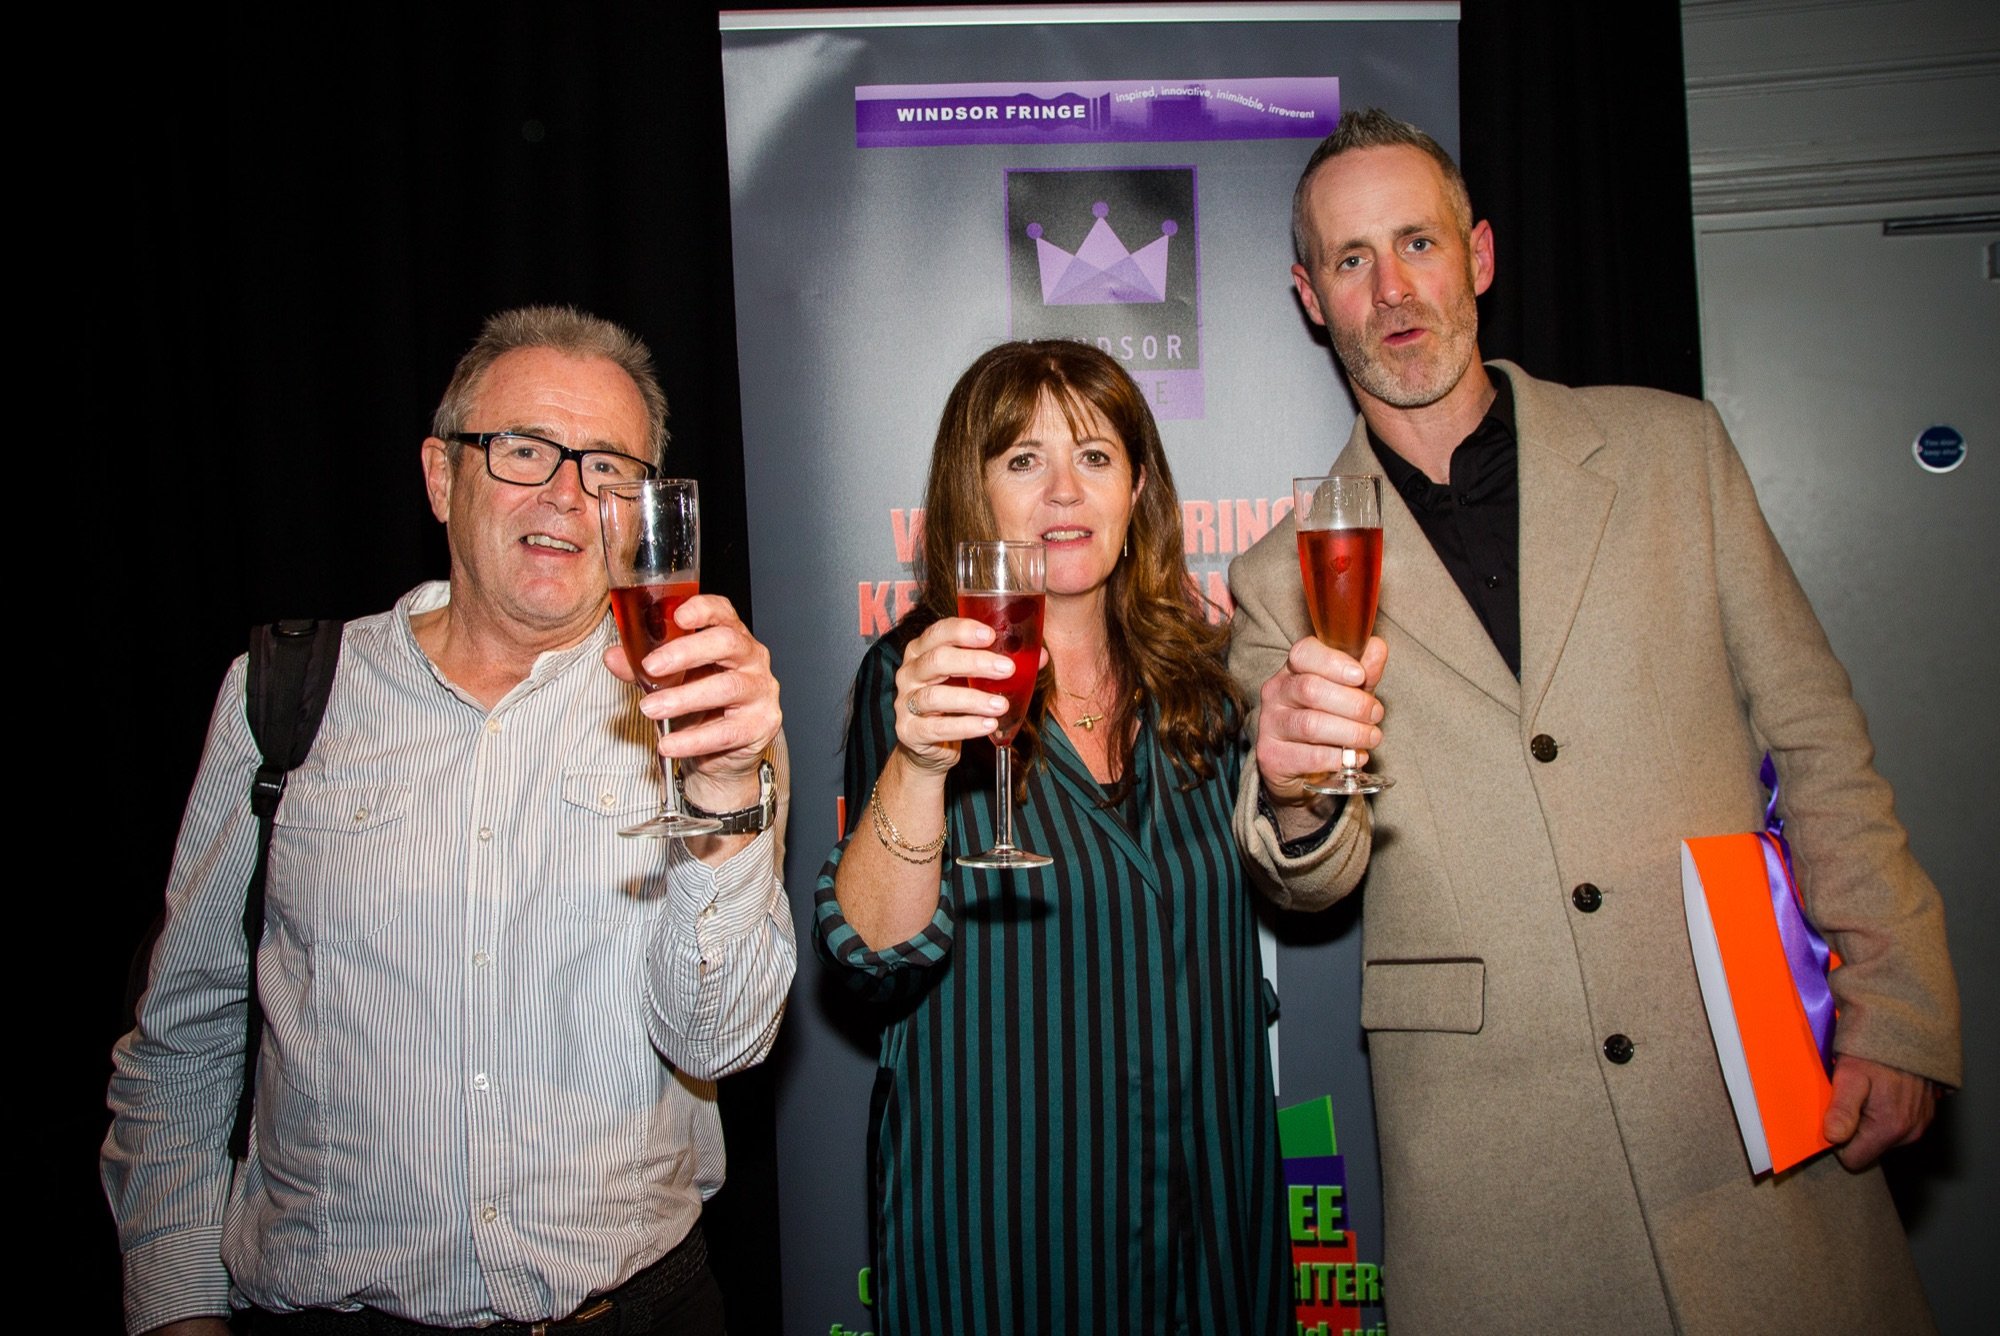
[{"x1": 678, "y1": 758, "x2": 777, "y2": 834}]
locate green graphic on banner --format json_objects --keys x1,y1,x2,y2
[
  {"x1": 1281, "y1": 1096, "x2": 1386, "y2": 1335},
  {"x1": 826, "y1": 1266, "x2": 875, "y2": 1336}
]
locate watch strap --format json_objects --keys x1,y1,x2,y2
[{"x1": 678, "y1": 758, "x2": 777, "y2": 834}]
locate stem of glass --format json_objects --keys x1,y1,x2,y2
[
  {"x1": 656, "y1": 720, "x2": 686, "y2": 821},
  {"x1": 992, "y1": 741, "x2": 1017, "y2": 853}
]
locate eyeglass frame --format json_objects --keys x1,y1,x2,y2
[{"x1": 446, "y1": 431, "x2": 660, "y2": 496}]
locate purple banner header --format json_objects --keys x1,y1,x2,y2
[{"x1": 856, "y1": 77, "x2": 1339, "y2": 149}]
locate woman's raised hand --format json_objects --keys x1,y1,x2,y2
[{"x1": 893, "y1": 618, "x2": 1029, "y2": 773}]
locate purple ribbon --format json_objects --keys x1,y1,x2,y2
[{"x1": 1757, "y1": 754, "x2": 1837, "y2": 1069}]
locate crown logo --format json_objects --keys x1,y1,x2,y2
[{"x1": 1027, "y1": 202, "x2": 1176, "y2": 306}]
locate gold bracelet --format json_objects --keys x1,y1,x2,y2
[
  {"x1": 872, "y1": 801, "x2": 945, "y2": 864},
  {"x1": 872, "y1": 779, "x2": 948, "y2": 851},
  {"x1": 869, "y1": 780, "x2": 948, "y2": 863}
]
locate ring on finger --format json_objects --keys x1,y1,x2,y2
[{"x1": 906, "y1": 693, "x2": 927, "y2": 718}]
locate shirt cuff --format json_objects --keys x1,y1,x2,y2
[
  {"x1": 821, "y1": 898, "x2": 954, "y2": 977},
  {"x1": 1257, "y1": 784, "x2": 1347, "y2": 859},
  {"x1": 666, "y1": 828, "x2": 782, "y2": 959},
  {"x1": 122, "y1": 1226, "x2": 232, "y2": 1335},
  {"x1": 812, "y1": 839, "x2": 955, "y2": 984}
]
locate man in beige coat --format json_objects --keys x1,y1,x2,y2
[{"x1": 1230, "y1": 110, "x2": 1961, "y2": 1332}]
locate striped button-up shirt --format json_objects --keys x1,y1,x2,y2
[
  {"x1": 104, "y1": 583, "x2": 795, "y2": 1333},
  {"x1": 816, "y1": 631, "x2": 1290, "y2": 1336}
]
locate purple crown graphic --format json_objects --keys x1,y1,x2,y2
[{"x1": 1028, "y1": 202, "x2": 1176, "y2": 305}]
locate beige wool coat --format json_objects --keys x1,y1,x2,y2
[{"x1": 1229, "y1": 364, "x2": 1960, "y2": 1334}]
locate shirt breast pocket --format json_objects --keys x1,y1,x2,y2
[
  {"x1": 270, "y1": 782, "x2": 414, "y2": 943},
  {"x1": 555, "y1": 770, "x2": 670, "y2": 921},
  {"x1": 562, "y1": 769, "x2": 662, "y2": 822}
]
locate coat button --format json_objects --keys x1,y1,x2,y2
[
  {"x1": 1604, "y1": 1034, "x2": 1634, "y2": 1064},
  {"x1": 1530, "y1": 734, "x2": 1558, "y2": 762},
  {"x1": 1572, "y1": 883, "x2": 1603, "y2": 913}
]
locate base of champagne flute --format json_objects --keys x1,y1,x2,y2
[
  {"x1": 957, "y1": 844, "x2": 1054, "y2": 870},
  {"x1": 620, "y1": 809, "x2": 724, "y2": 838},
  {"x1": 620, "y1": 732, "x2": 722, "y2": 837},
  {"x1": 1303, "y1": 770, "x2": 1393, "y2": 797}
]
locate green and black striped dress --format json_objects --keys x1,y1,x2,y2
[{"x1": 816, "y1": 632, "x2": 1291, "y2": 1336}]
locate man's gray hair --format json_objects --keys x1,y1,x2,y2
[
  {"x1": 1291, "y1": 108, "x2": 1474, "y2": 265},
  {"x1": 433, "y1": 305, "x2": 670, "y2": 466}
]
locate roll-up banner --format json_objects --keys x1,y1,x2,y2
[{"x1": 722, "y1": 6, "x2": 1459, "y2": 1330}]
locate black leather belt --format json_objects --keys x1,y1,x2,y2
[{"x1": 247, "y1": 1223, "x2": 709, "y2": 1335}]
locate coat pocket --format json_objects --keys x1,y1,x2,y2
[{"x1": 1359, "y1": 957, "x2": 1485, "y2": 1033}]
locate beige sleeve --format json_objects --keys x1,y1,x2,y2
[
  {"x1": 1226, "y1": 535, "x2": 1373, "y2": 912},
  {"x1": 1702, "y1": 402, "x2": 1961, "y2": 1087}
]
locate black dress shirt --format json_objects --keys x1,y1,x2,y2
[{"x1": 1371, "y1": 372, "x2": 1522, "y2": 678}]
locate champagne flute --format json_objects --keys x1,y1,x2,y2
[
  {"x1": 1293, "y1": 474, "x2": 1392, "y2": 795},
  {"x1": 599, "y1": 479, "x2": 722, "y2": 838},
  {"x1": 955, "y1": 540, "x2": 1053, "y2": 870}
]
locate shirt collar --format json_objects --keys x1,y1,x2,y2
[
  {"x1": 1370, "y1": 369, "x2": 1517, "y2": 511},
  {"x1": 394, "y1": 581, "x2": 615, "y2": 708}
]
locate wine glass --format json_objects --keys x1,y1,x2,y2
[
  {"x1": 599, "y1": 478, "x2": 722, "y2": 838},
  {"x1": 1293, "y1": 474, "x2": 1392, "y2": 795},
  {"x1": 955, "y1": 540, "x2": 1053, "y2": 870}
]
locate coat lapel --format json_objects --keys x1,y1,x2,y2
[
  {"x1": 1332, "y1": 430, "x2": 1520, "y2": 715},
  {"x1": 1501, "y1": 363, "x2": 1618, "y2": 722}
]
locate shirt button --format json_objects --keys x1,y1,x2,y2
[
  {"x1": 480, "y1": 1205, "x2": 498, "y2": 1222},
  {"x1": 1572, "y1": 883, "x2": 1603, "y2": 913},
  {"x1": 472, "y1": 1072, "x2": 490, "y2": 1091},
  {"x1": 352, "y1": 807, "x2": 370, "y2": 822},
  {"x1": 600, "y1": 792, "x2": 618, "y2": 809},
  {"x1": 1530, "y1": 734, "x2": 1559, "y2": 763},
  {"x1": 478, "y1": 827, "x2": 493, "y2": 842},
  {"x1": 1604, "y1": 1034, "x2": 1635, "y2": 1064},
  {"x1": 485, "y1": 719, "x2": 502, "y2": 735},
  {"x1": 1483, "y1": 574, "x2": 1502, "y2": 590},
  {"x1": 473, "y1": 951, "x2": 491, "y2": 968}
]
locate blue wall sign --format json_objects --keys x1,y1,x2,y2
[{"x1": 1913, "y1": 424, "x2": 1966, "y2": 474}]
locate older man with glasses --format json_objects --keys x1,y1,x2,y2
[{"x1": 104, "y1": 306, "x2": 794, "y2": 1336}]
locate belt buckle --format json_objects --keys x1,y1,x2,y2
[{"x1": 544, "y1": 1297, "x2": 613, "y2": 1334}]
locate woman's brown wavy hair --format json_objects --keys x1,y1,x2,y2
[{"x1": 911, "y1": 339, "x2": 1242, "y2": 801}]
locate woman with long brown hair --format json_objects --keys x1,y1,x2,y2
[{"x1": 816, "y1": 341, "x2": 1290, "y2": 1334}]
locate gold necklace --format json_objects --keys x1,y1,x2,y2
[{"x1": 1061, "y1": 662, "x2": 1113, "y2": 731}]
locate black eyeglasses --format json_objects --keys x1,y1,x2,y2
[{"x1": 449, "y1": 432, "x2": 658, "y2": 497}]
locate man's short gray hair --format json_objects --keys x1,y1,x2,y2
[
  {"x1": 1291, "y1": 108, "x2": 1474, "y2": 265},
  {"x1": 433, "y1": 305, "x2": 670, "y2": 466}
]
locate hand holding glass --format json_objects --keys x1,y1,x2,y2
[
  {"x1": 955, "y1": 540, "x2": 1052, "y2": 870},
  {"x1": 1293, "y1": 474, "x2": 1392, "y2": 795},
  {"x1": 600, "y1": 479, "x2": 722, "y2": 837}
]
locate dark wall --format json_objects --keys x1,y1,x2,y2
[{"x1": 78, "y1": 5, "x2": 1700, "y2": 1332}]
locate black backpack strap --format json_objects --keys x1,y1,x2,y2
[{"x1": 230, "y1": 618, "x2": 342, "y2": 1159}]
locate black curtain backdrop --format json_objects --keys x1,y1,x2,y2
[
  {"x1": 1462, "y1": 0, "x2": 1704, "y2": 396},
  {"x1": 75, "y1": 5, "x2": 1696, "y2": 1330}
]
